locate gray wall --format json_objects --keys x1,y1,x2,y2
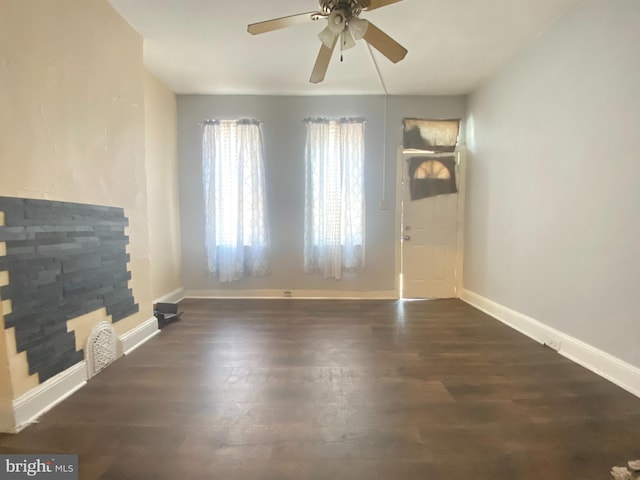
[
  {"x1": 465, "y1": 0, "x2": 640, "y2": 368},
  {"x1": 178, "y1": 95, "x2": 466, "y2": 294}
]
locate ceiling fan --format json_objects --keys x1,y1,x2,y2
[{"x1": 247, "y1": 0, "x2": 408, "y2": 84}]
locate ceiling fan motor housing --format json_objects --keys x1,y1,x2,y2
[{"x1": 319, "y1": 0, "x2": 366, "y2": 17}]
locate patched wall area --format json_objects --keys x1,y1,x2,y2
[{"x1": 0, "y1": 197, "x2": 138, "y2": 385}]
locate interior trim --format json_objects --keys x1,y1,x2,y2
[
  {"x1": 185, "y1": 289, "x2": 398, "y2": 300},
  {"x1": 153, "y1": 287, "x2": 185, "y2": 305},
  {"x1": 9, "y1": 361, "x2": 88, "y2": 433},
  {"x1": 119, "y1": 317, "x2": 160, "y2": 355},
  {"x1": 461, "y1": 288, "x2": 640, "y2": 399}
]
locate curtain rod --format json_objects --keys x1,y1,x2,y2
[
  {"x1": 303, "y1": 117, "x2": 367, "y2": 123},
  {"x1": 197, "y1": 119, "x2": 263, "y2": 125}
]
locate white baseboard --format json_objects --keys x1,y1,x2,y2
[
  {"x1": 185, "y1": 289, "x2": 398, "y2": 300},
  {"x1": 0, "y1": 317, "x2": 160, "y2": 433},
  {"x1": 8, "y1": 362, "x2": 88, "y2": 433},
  {"x1": 153, "y1": 287, "x2": 185, "y2": 305},
  {"x1": 119, "y1": 317, "x2": 160, "y2": 355},
  {"x1": 460, "y1": 288, "x2": 640, "y2": 398}
]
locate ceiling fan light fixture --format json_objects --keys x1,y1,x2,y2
[
  {"x1": 318, "y1": 26, "x2": 337, "y2": 48},
  {"x1": 341, "y1": 29, "x2": 356, "y2": 51},
  {"x1": 327, "y1": 10, "x2": 347, "y2": 34},
  {"x1": 246, "y1": 0, "x2": 407, "y2": 84},
  {"x1": 348, "y1": 16, "x2": 369, "y2": 40}
]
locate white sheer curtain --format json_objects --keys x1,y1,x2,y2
[
  {"x1": 202, "y1": 119, "x2": 270, "y2": 282},
  {"x1": 304, "y1": 118, "x2": 365, "y2": 279}
]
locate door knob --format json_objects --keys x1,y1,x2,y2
[{"x1": 404, "y1": 235, "x2": 411, "y2": 241}]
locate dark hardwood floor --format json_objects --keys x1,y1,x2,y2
[{"x1": 1, "y1": 299, "x2": 639, "y2": 479}]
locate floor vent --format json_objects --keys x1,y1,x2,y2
[{"x1": 86, "y1": 321, "x2": 118, "y2": 378}]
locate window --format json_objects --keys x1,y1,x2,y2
[
  {"x1": 202, "y1": 119, "x2": 270, "y2": 282},
  {"x1": 407, "y1": 155, "x2": 458, "y2": 201},
  {"x1": 402, "y1": 118, "x2": 460, "y2": 152},
  {"x1": 413, "y1": 160, "x2": 452, "y2": 180},
  {"x1": 304, "y1": 117, "x2": 365, "y2": 280}
]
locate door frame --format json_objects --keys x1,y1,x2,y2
[{"x1": 394, "y1": 147, "x2": 467, "y2": 299}]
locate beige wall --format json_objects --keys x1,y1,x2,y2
[
  {"x1": 0, "y1": 0, "x2": 158, "y2": 419},
  {"x1": 465, "y1": 0, "x2": 640, "y2": 368},
  {"x1": 144, "y1": 71, "x2": 182, "y2": 302},
  {"x1": 0, "y1": 313, "x2": 15, "y2": 430}
]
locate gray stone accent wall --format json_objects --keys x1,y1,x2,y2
[{"x1": 0, "y1": 197, "x2": 139, "y2": 382}]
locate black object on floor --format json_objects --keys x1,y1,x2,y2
[{"x1": 154, "y1": 302, "x2": 182, "y2": 328}]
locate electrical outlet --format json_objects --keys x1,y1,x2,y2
[
  {"x1": 543, "y1": 337, "x2": 561, "y2": 352},
  {"x1": 284, "y1": 290, "x2": 292, "y2": 298}
]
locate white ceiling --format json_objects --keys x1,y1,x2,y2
[{"x1": 108, "y1": 0, "x2": 580, "y2": 96}]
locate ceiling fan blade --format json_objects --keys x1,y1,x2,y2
[
  {"x1": 248, "y1": 11, "x2": 321, "y2": 35},
  {"x1": 364, "y1": 0, "x2": 403, "y2": 11},
  {"x1": 363, "y1": 21, "x2": 407, "y2": 63},
  {"x1": 310, "y1": 35, "x2": 338, "y2": 84}
]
